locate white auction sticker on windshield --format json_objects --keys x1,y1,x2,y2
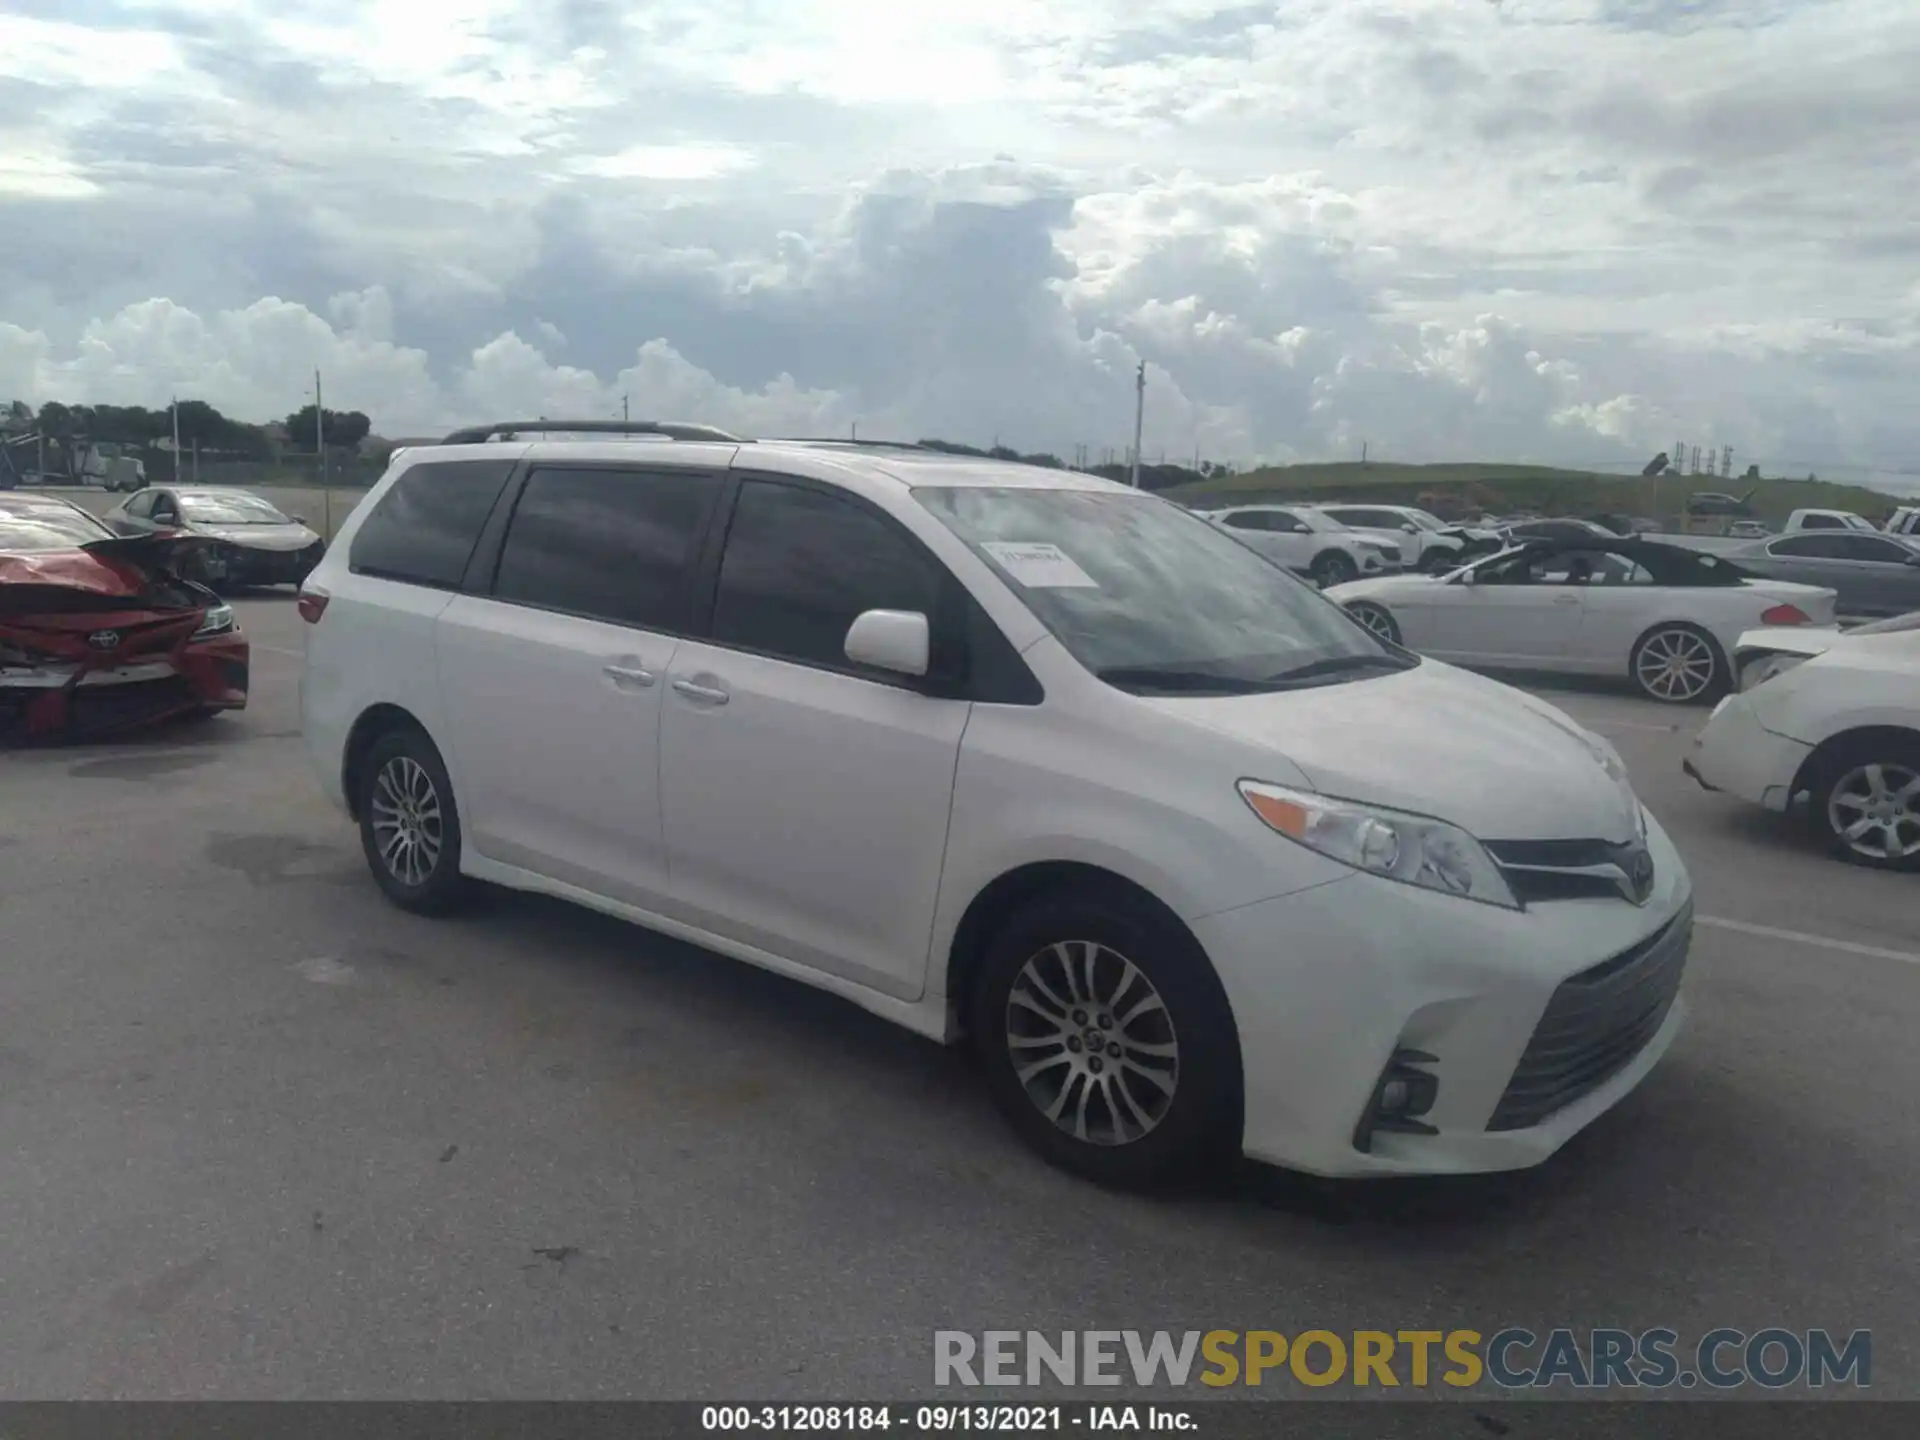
[{"x1": 981, "y1": 541, "x2": 1099, "y2": 588}]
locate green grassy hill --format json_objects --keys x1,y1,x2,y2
[{"x1": 1161, "y1": 461, "x2": 1907, "y2": 526}]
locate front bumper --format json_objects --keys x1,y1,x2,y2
[
  {"x1": 1192, "y1": 815, "x2": 1693, "y2": 1177},
  {"x1": 0, "y1": 633, "x2": 249, "y2": 741},
  {"x1": 1688, "y1": 693, "x2": 1811, "y2": 812}
]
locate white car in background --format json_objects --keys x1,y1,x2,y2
[
  {"x1": 1687, "y1": 617, "x2": 1920, "y2": 870},
  {"x1": 1199, "y1": 503, "x2": 1406, "y2": 586},
  {"x1": 1301, "y1": 503, "x2": 1485, "y2": 573},
  {"x1": 1327, "y1": 534, "x2": 1838, "y2": 704}
]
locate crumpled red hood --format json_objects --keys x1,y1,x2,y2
[{"x1": 0, "y1": 549, "x2": 145, "y2": 597}]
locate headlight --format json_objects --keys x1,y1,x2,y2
[
  {"x1": 1237, "y1": 780, "x2": 1520, "y2": 909},
  {"x1": 193, "y1": 603, "x2": 236, "y2": 638}
]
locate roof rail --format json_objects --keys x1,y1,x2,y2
[
  {"x1": 762, "y1": 437, "x2": 935, "y2": 451},
  {"x1": 439, "y1": 420, "x2": 744, "y2": 444}
]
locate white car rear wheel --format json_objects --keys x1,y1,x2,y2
[
  {"x1": 1630, "y1": 624, "x2": 1725, "y2": 704},
  {"x1": 1346, "y1": 602, "x2": 1400, "y2": 644}
]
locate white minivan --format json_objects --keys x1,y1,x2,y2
[{"x1": 299, "y1": 424, "x2": 1694, "y2": 1187}]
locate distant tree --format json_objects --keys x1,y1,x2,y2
[
  {"x1": 284, "y1": 405, "x2": 374, "y2": 451},
  {"x1": 35, "y1": 400, "x2": 75, "y2": 440},
  {"x1": 4, "y1": 399, "x2": 30, "y2": 429}
]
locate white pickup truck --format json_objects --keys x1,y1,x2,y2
[{"x1": 1784, "y1": 507, "x2": 1877, "y2": 533}]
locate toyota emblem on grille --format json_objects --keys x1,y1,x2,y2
[
  {"x1": 87, "y1": 630, "x2": 121, "y2": 651},
  {"x1": 1620, "y1": 846, "x2": 1655, "y2": 905}
]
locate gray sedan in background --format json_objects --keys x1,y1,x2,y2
[{"x1": 1727, "y1": 531, "x2": 1920, "y2": 619}]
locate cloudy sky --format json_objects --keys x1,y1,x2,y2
[{"x1": 1, "y1": 1, "x2": 1916, "y2": 487}]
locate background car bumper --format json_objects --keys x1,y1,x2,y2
[
  {"x1": 1190, "y1": 815, "x2": 1693, "y2": 1177},
  {"x1": 1689, "y1": 695, "x2": 1811, "y2": 812}
]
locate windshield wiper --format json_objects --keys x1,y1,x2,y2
[
  {"x1": 1263, "y1": 653, "x2": 1417, "y2": 686},
  {"x1": 1095, "y1": 666, "x2": 1283, "y2": 695}
]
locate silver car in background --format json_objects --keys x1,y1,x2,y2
[{"x1": 1725, "y1": 531, "x2": 1920, "y2": 620}]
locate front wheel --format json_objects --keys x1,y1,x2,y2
[
  {"x1": 1808, "y1": 741, "x2": 1920, "y2": 872},
  {"x1": 1311, "y1": 551, "x2": 1358, "y2": 588},
  {"x1": 356, "y1": 728, "x2": 474, "y2": 914},
  {"x1": 1345, "y1": 601, "x2": 1401, "y2": 644},
  {"x1": 971, "y1": 890, "x2": 1242, "y2": 1190},
  {"x1": 1630, "y1": 624, "x2": 1726, "y2": 704}
]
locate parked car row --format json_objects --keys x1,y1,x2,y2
[
  {"x1": 100, "y1": 485, "x2": 327, "y2": 587},
  {"x1": 293, "y1": 422, "x2": 1701, "y2": 1190}
]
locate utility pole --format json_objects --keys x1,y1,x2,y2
[
  {"x1": 851, "y1": 420, "x2": 858, "y2": 441},
  {"x1": 314, "y1": 369, "x2": 326, "y2": 487},
  {"x1": 171, "y1": 396, "x2": 182, "y2": 484},
  {"x1": 1129, "y1": 360, "x2": 1145, "y2": 489},
  {"x1": 622, "y1": 394, "x2": 629, "y2": 422},
  {"x1": 1361, "y1": 441, "x2": 1368, "y2": 465}
]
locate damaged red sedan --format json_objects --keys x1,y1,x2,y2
[{"x1": 1, "y1": 493, "x2": 249, "y2": 742}]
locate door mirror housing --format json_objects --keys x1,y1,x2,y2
[
  {"x1": 1456, "y1": 567, "x2": 1477, "y2": 586},
  {"x1": 290, "y1": 514, "x2": 308, "y2": 526},
  {"x1": 844, "y1": 609, "x2": 930, "y2": 677}
]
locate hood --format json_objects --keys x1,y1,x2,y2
[
  {"x1": 190, "y1": 522, "x2": 317, "y2": 551},
  {"x1": 1143, "y1": 659, "x2": 1639, "y2": 843},
  {"x1": 0, "y1": 533, "x2": 208, "y2": 611},
  {"x1": 1323, "y1": 573, "x2": 1441, "y2": 604}
]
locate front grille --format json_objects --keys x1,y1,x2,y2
[
  {"x1": 67, "y1": 676, "x2": 200, "y2": 735},
  {"x1": 1378, "y1": 544, "x2": 1402, "y2": 564},
  {"x1": 1487, "y1": 902, "x2": 1692, "y2": 1131},
  {"x1": 1485, "y1": 836, "x2": 1648, "y2": 904}
]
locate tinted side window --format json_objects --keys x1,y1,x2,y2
[
  {"x1": 1772, "y1": 535, "x2": 1843, "y2": 558},
  {"x1": 1269, "y1": 512, "x2": 1309, "y2": 533},
  {"x1": 349, "y1": 458, "x2": 517, "y2": 588},
  {"x1": 492, "y1": 466, "x2": 716, "y2": 629},
  {"x1": 125, "y1": 492, "x2": 154, "y2": 518},
  {"x1": 1798, "y1": 514, "x2": 1843, "y2": 528},
  {"x1": 1223, "y1": 512, "x2": 1268, "y2": 531},
  {"x1": 710, "y1": 480, "x2": 943, "y2": 674},
  {"x1": 1835, "y1": 536, "x2": 1909, "y2": 563}
]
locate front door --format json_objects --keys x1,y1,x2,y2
[
  {"x1": 1431, "y1": 550, "x2": 1591, "y2": 663},
  {"x1": 659, "y1": 476, "x2": 969, "y2": 1002},
  {"x1": 434, "y1": 462, "x2": 722, "y2": 909}
]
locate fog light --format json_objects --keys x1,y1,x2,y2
[{"x1": 1353, "y1": 1047, "x2": 1440, "y2": 1153}]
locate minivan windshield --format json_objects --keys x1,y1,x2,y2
[{"x1": 913, "y1": 486, "x2": 1414, "y2": 696}]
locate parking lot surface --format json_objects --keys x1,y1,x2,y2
[{"x1": 2, "y1": 595, "x2": 1915, "y2": 1398}]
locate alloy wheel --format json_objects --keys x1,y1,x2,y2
[
  {"x1": 370, "y1": 755, "x2": 444, "y2": 888},
  {"x1": 1004, "y1": 940, "x2": 1180, "y2": 1147},
  {"x1": 1635, "y1": 628, "x2": 1716, "y2": 702},
  {"x1": 1825, "y1": 762, "x2": 1920, "y2": 863},
  {"x1": 1349, "y1": 604, "x2": 1397, "y2": 642}
]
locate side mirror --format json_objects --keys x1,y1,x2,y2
[
  {"x1": 1401, "y1": 523, "x2": 1418, "y2": 533},
  {"x1": 844, "y1": 609, "x2": 930, "y2": 678},
  {"x1": 290, "y1": 514, "x2": 308, "y2": 526},
  {"x1": 1457, "y1": 568, "x2": 1477, "y2": 586}
]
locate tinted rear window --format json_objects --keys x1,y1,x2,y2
[{"x1": 349, "y1": 458, "x2": 517, "y2": 588}]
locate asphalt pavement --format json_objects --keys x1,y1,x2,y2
[{"x1": 1, "y1": 596, "x2": 1914, "y2": 1400}]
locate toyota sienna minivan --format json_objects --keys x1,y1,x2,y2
[{"x1": 299, "y1": 422, "x2": 1693, "y2": 1187}]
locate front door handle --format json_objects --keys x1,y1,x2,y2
[
  {"x1": 672, "y1": 677, "x2": 730, "y2": 706},
  {"x1": 1553, "y1": 594, "x2": 1581, "y2": 605},
  {"x1": 603, "y1": 663, "x2": 656, "y2": 688}
]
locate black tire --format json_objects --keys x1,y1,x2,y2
[
  {"x1": 1310, "y1": 550, "x2": 1359, "y2": 588},
  {"x1": 355, "y1": 726, "x2": 474, "y2": 915},
  {"x1": 1345, "y1": 601, "x2": 1401, "y2": 645},
  {"x1": 1806, "y1": 736, "x2": 1920, "y2": 873},
  {"x1": 971, "y1": 888, "x2": 1242, "y2": 1189},
  {"x1": 1628, "y1": 623, "x2": 1727, "y2": 705}
]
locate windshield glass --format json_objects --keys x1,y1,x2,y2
[
  {"x1": 0, "y1": 503, "x2": 114, "y2": 549},
  {"x1": 913, "y1": 486, "x2": 1410, "y2": 695},
  {"x1": 177, "y1": 492, "x2": 292, "y2": 524}
]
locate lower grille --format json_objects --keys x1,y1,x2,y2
[
  {"x1": 67, "y1": 676, "x2": 200, "y2": 734},
  {"x1": 1488, "y1": 903, "x2": 1692, "y2": 1131}
]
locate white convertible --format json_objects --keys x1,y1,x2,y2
[
  {"x1": 1327, "y1": 536, "x2": 1839, "y2": 704},
  {"x1": 1686, "y1": 616, "x2": 1920, "y2": 870}
]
